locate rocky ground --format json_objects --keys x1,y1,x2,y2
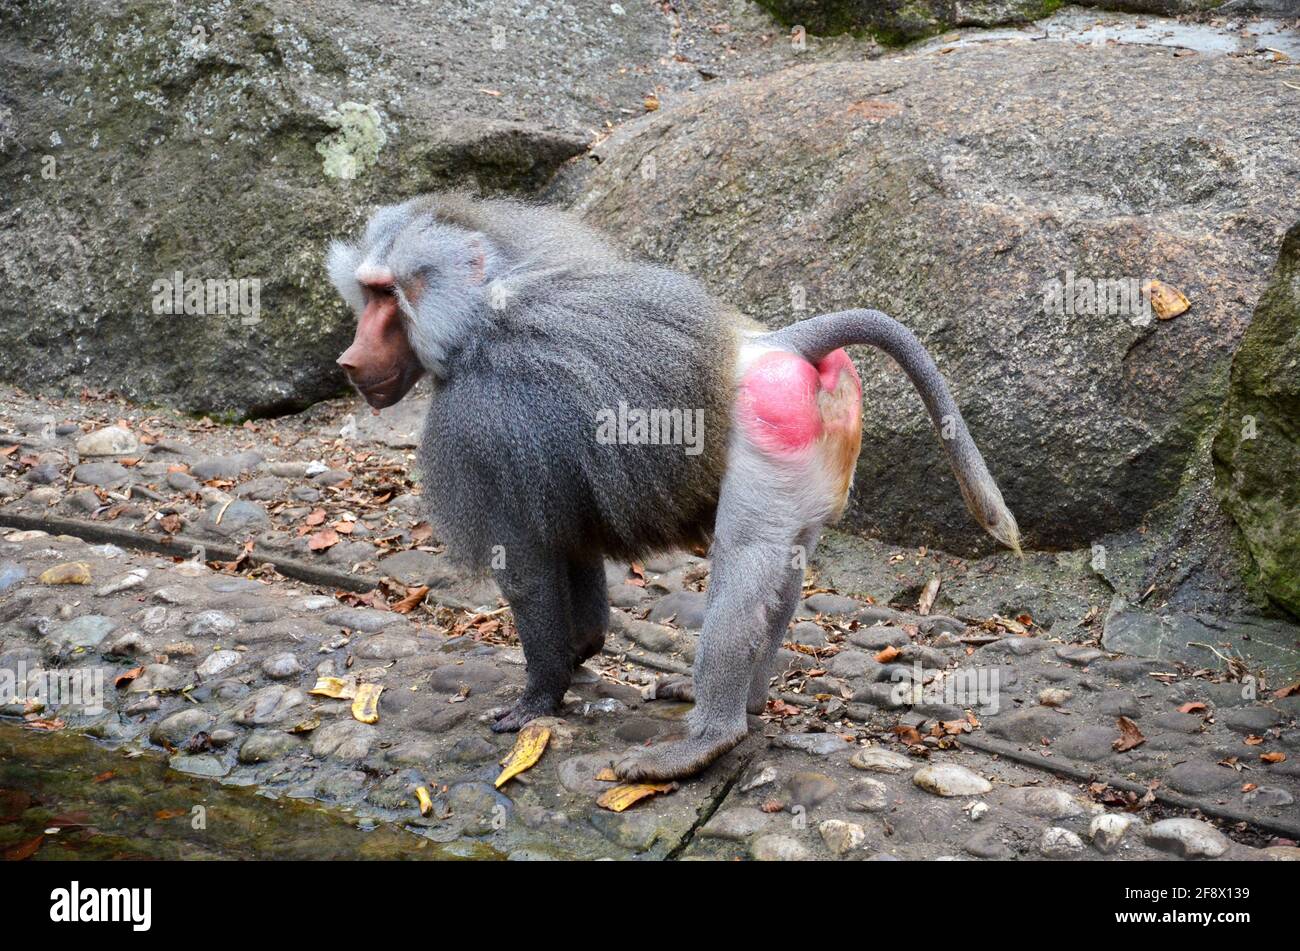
[{"x1": 1, "y1": 382, "x2": 1297, "y2": 861}]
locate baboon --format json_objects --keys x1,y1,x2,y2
[{"x1": 328, "y1": 193, "x2": 1019, "y2": 781}]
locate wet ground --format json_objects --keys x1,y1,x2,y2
[{"x1": 1, "y1": 378, "x2": 1297, "y2": 861}]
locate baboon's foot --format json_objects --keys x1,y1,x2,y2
[
  {"x1": 614, "y1": 725, "x2": 748, "y2": 782},
  {"x1": 652, "y1": 675, "x2": 766, "y2": 716},
  {"x1": 490, "y1": 694, "x2": 560, "y2": 733}
]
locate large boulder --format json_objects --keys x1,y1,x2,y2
[
  {"x1": 565, "y1": 40, "x2": 1300, "y2": 553},
  {"x1": 753, "y1": 1, "x2": 1266, "y2": 42},
  {"x1": 1213, "y1": 223, "x2": 1300, "y2": 618},
  {"x1": 0, "y1": 0, "x2": 784, "y2": 417}
]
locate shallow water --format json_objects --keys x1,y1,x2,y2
[{"x1": 0, "y1": 722, "x2": 500, "y2": 861}]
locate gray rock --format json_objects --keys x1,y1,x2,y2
[
  {"x1": 150, "y1": 708, "x2": 214, "y2": 747},
  {"x1": 776, "y1": 733, "x2": 848, "y2": 756},
  {"x1": 188, "y1": 611, "x2": 238, "y2": 638},
  {"x1": 700, "y1": 807, "x2": 777, "y2": 842},
  {"x1": 46, "y1": 615, "x2": 118, "y2": 651},
  {"x1": 987, "y1": 707, "x2": 1067, "y2": 743},
  {"x1": 803, "y1": 593, "x2": 864, "y2": 615},
  {"x1": 1145, "y1": 818, "x2": 1231, "y2": 859},
  {"x1": 913, "y1": 763, "x2": 991, "y2": 797},
  {"x1": 75, "y1": 426, "x2": 137, "y2": 456},
  {"x1": 191, "y1": 452, "x2": 264, "y2": 481},
  {"x1": 1090, "y1": 813, "x2": 1143, "y2": 854},
  {"x1": 233, "y1": 685, "x2": 306, "y2": 726},
  {"x1": 195, "y1": 649, "x2": 242, "y2": 679},
  {"x1": 751, "y1": 834, "x2": 812, "y2": 861},
  {"x1": 648, "y1": 590, "x2": 707, "y2": 630},
  {"x1": 1222, "y1": 706, "x2": 1283, "y2": 735},
  {"x1": 262, "y1": 652, "x2": 303, "y2": 679},
  {"x1": 1039, "y1": 826, "x2": 1085, "y2": 858},
  {"x1": 1166, "y1": 760, "x2": 1238, "y2": 795},
  {"x1": 310, "y1": 720, "x2": 376, "y2": 762},
  {"x1": 322, "y1": 607, "x2": 403, "y2": 633},
  {"x1": 819, "y1": 819, "x2": 866, "y2": 856},
  {"x1": 73, "y1": 462, "x2": 129, "y2": 488},
  {"x1": 238, "y1": 730, "x2": 302, "y2": 763},
  {"x1": 199, "y1": 501, "x2": 270, "y2": 537},
  {"x1": 850, "y1": 747, "x2": 913, "y2": 773},
  {"x1": 353, "y1": 632, "x2": 421, "y2": 660}
]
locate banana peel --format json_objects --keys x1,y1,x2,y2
[
  {"x1": 494, "y1": 723, "x2": 550, "y2": 788},
  {"x1": 351, "y1": 683, "x2": 383, "y2": 724},
  {"x1": 596, "y1": 783, "x2": 675, "y2": 812},
  {"x1": 415, "y1": 786, "x2": 434, "y2": 817},
  {"x1": 308, "y1": 676, "x2": 357, "y2": 700}
]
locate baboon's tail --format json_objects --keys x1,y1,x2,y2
[{"x1": 761, "y1": 309, "x2": 1021, "y2": 553}]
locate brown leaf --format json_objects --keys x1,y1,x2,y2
[
  {"x1": 1274, "y1": 681, "x2": 1300, "y2": 699},
  {"x1": 1143, "y1": 279, "x2": 1190, "y2": 320},
  {"x1": 1261, "y1": 752, "x2": 1287, "y2": 764},
  {"x1": 114, "y1": 666, "x2": 144, "y2": 689},
  {"x1": 916, "y1": 576, "x2": 940, "y2": 616},
  {"x1": 3, "y1": 834, "x2": 44, "y2": 861},
  {"x1": 1244, "y1": 734, "x2": 1265, "y2": 746},
  {"x1": 875, "y1": 645, "x2": 902, "y2": 663},
  {"x1": 1178, "y1": 702, "x2": 1207, "y2": 714},
  {"x1": 92, "y1": 771, "x2": 115, "y2": 784},
  {"x1": 1113, "y1": 716, "x2": 1146, "y2": 752},
  {"x1": 308, "y1": 528, "x2": 340, "y2": 551},
  {"x1": 305, "y1": 508, "x2": 327, "y2": 527},
  {"x1": 154, "y1": 808, "x2": 186, "y2": 820},
  {"x1": 391, "y1": 585, "x2": 430, "y2": 615}
]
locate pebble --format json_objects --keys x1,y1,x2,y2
[
  {"x1": 1222, "y1": 706, "x2": 1283, "y2": 734},
  {"x1": 238, "y1": 730, "x2": 302, "y2": 763},
  {"x1": 262, "y1": 652, "x2": 304, "y2": 679},
  {"x1": 1040, "y1": 827, "x2": 1085, "y2": 858},
  {"x1": 700, "y1": 807, "x2": 775, "y2": 841},
  {"x1": 95, "y1": 568, "x2": 148, "y2": 597},
  {"x1": 72, "y1": 462, "x2": 129, "y2": 488},
  {"x1": 150, "y1": 708, "x2": 214, "y2": 747},
  {"x1": 776, "y1": 733, "x2": 847, "y2": 756},
  {"x1": 200, "y1": 500, "x2": 270, "y2": 537},
  {"x1": 45, "y1": 615, "x2": 117, "y2": 650},
  {"x1": 75, "y1": 425, "x2": 138, "y2": 456},
  {"x1": 648, "y1": 590, "x2": 707, "y2": 629},
  {"x1": 785, "y1": 772, "x2": 838, "y2": 810},
  {"x1": 196, "y1": 649, "x2": 242, "y2": 679},
  {"x1": 850, "y1": 747, "x2": 913, "y2": 773},
  {"x1": 913, "y1": 763, "x2": 992, "y2": 797},
  {"x1": 1145, "y1": 818, "x2": 1230, "y2": 859},
  {"x1": 1166, "y1": 760, "x2": 1237, "y2": 794},
  {"x1": 323, "y1": 607, "x2": 403, "y2": 633},
  {"x1": 845, "y1": 777, "x2": 889, "y2": 812},
  {"x1": 751, "y1": 834, "x2": 812, "y2": 861},
  {"x1": 1001, "y1": 786, "x2": 1092, "y2": 819},
  {"x1": 819, "y1": 819, "x2": 866, "y2": 856},
  {"x1": 188, "y1": 611, "x2": 238, "y2": 638},
  {"x1": 1242, "y1": 786, "x2": 1294, "y2": 807},
  {"x1": 233, "y1": 685, "x2": 306, "y2": 726},
  {"x1": 803, "y1": 593, "x2": 864, "y2": 615},
  {"x1": 0, "y1": 562, "x2": 27, "y2": 594},
  {"x1": 1090, "y1": 813, "x2": 1142, "y2": 854}
]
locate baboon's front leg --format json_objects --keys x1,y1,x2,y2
[{"x1": 491, "y1": 546, "x2": 574, "y2": 732}]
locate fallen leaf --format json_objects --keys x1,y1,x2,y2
[
  {"x1": 1113, "y1": 716, "x2": 1146, "y2": 752},
  {"x1": 1178, "y1": 702, "x2": 1207, "y2": 714},
  {"x1": 308, "y1": 528, "x2": 340, "y2": 552},
  {"x1": 391, "y1": 584, "x2": 430, "y2": 614},
  {"x1": 24, "y1": 717, "x2": 65, "y2": 732},
  {"x1": 351, "y1": 683, "x2": 383, "y2": 724},
  {"x1": 916, "y1": 576, "x2": 940, "y2": 616},
  {"x1": 154, "y1": 808, "x2": 186, "y2": 820},
  {"x1": 3, "y1": 835, "x2": 43, "y2": 861},
  {"x1": 92, "y1": 771, "x2": 115, "y2": 784},
  {"x1": 1143, "y1": 279, "x2": 1190, "y2": 320},
  {"x1": 305, "y1": 508, "x2": 327, "y2": 527},
  {"x1": 495, "y1": 723, "x2": 551, "y2": 788},
  {"x1": 415, "y1": 786, "x2": 434, "y2": 817},
  {"x1": 1261, "y1": 752, "x2": 1287, "y2": 764},
  {"x1": 1244, "y1": 734, "x2": 1265, "y2": 746},
  {"x1": 875, "y1": 645, "x2": 902, "y2": 663},
  {"x1": 595, "y1": 767, "x2": 619, "y2": 782},
  {"x1": 597, "y1": 782, "x2": 674, "y2": 812},
  {"x1": 1274, "y1": 681, "x2": 1300, "y2": 699},
  {"x1": 114, "y1": 666, "x2": 144, "y2": 689}
]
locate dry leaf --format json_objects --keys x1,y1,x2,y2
[
  {"x1": 875, "y1": 645, "x2": 902, "y2": 663},
  {"x1": 1143, "y1": 279, "x2": 1190, "y2": 320},
  {"x1": 916, "y1": 576, "x2": 940, "y2": 616},
  {"x1": 1178, "y1": 702, "x2": 1207, "y2": 714},
  {"x1": 595, "y1": 767, "x2": 619, "y2": 782},
  {"x1": 391, "y1": 584, "x2": 429, "y2": 614},
  {"x1": 1261, "y1": 752, "x2": 1287, "y2": 764},
  {"x1": 597, "y1": 782, "x2": 674, "y2": 812},
  {"x1": 308, "y1": 528, "x2": 340, "y2": 551},
  {"x1": 1113, "y1": 716, "x2": 1146, "y2": 752},
  {"x1": 114, "y1": 666, "x2": 144, "y2": 689},
  {"x1": 495, "y1": 723, "x2": 551, "y2": 788}
]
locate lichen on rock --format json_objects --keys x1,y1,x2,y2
[{"x1": 316, "y1": 102, "x2": 388, "y2": 180}]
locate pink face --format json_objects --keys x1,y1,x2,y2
[{"x1": 336, "y1": 273, "x2": 425, "y2": 410}]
